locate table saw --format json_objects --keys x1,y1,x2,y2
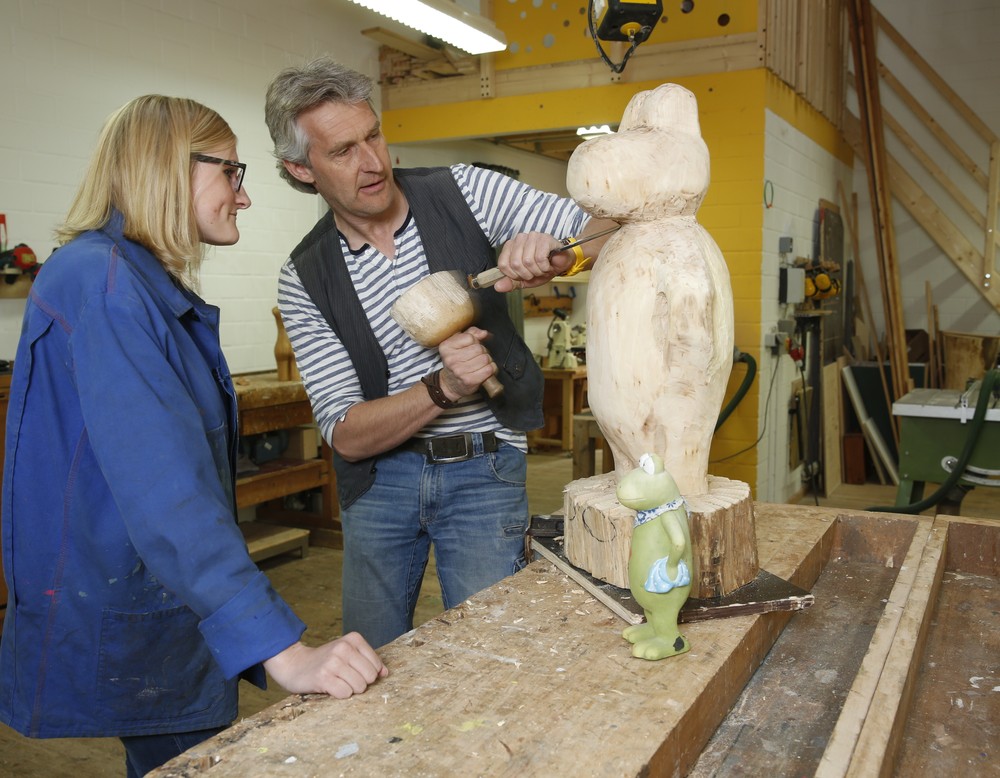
[{"x1": 892, "y1": 381, "x2": 999, "y2": 510}]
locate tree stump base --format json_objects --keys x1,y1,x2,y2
[{"x1": 563, "y1": 473, "x2": 759, "y2": 600}]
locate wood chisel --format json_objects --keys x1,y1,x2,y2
[{"x1": 468, "y1": 224, "x2": 620, "y2": 289}]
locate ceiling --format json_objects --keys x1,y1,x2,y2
[{"x1": 352, "y1": 9, "x2": 602, "y2": 163}]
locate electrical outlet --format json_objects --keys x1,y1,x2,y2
[
  {"x1": 763, "y1": 330, "x2": 782, "y2": 355},
  {"x1": 778, "y1": 236, "x2": 793, "y2": 254}
]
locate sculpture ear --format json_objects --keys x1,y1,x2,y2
[{"x1": 623, "y1": 83, "x2": 702, "y2": 138}]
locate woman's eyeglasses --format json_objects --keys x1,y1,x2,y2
[{"x1": 192, "y1": 154, "x2": 246, "y2": 192}]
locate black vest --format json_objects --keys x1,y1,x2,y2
[{"x1": 291, "y1": 166, "x2": 543, "y2": 508}]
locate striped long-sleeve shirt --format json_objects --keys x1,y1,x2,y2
[{"x1": 277, "y1": 163, "x2": 588, "y2": 451}]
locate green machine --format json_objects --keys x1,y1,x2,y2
[{"x1": 893, "y1": 377, "x2": 1000, "y2": 510}]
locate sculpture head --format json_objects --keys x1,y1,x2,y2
[
  {"x1": 566, "y1": 83, "x2": 710, "y2": 222},
  {"x1": 616, "y1": 453, "x2": 681, "y2": 511}
]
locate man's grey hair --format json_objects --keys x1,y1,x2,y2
[{"x1": 264, "y1": 57, "x2": 375, "y2": 194}]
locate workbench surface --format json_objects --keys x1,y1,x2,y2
[{"x1": 153, "y1": 503, "x2": 848, "y2": 776}]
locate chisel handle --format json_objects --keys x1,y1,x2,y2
[
  {"x1": 468, "y1": 267, "x2": 508, "y2": 289},
  {"x1": 483, "y1": 375, "x2": 504, "y2": 398}
]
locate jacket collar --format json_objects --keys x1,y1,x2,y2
[{"x1": 101, "y1": 210, "x2": 210, "y2": 321}]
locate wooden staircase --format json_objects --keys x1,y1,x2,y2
[{"x1": 842, "y1": 7, "x2": 1000, "y2": 316}]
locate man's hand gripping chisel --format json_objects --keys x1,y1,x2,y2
[{"x1": 467, "y1": 224, "x2": 620, "y2": 290}]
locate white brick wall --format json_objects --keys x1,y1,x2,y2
[
  {"x1": 761, "y1": 110, "x2": 852, "y2": 502},
  {"x1": 0, "y1": 0, "x2": 582, "y2": 373},
  {"x1": 0, "y1": 0, "x2": 385, "y2": 372}
]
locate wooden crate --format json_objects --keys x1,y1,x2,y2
[{"x1": 150, "y1": 506, "x2": 998, "y2": 777}]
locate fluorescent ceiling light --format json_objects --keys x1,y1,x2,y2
[
  {"x1": 577, "y1": 124, "x2": 614, "y2": 139},
  {"x1": 347, "y1": 0, "x2": 507, "y2": 55}
]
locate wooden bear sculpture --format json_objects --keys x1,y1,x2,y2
[
  {"x1": 617, "y1": 453, "x2": 693, "y2": 660},
  {"x1": 567, "y1": 83, "x2": 734, "y2": 496}
]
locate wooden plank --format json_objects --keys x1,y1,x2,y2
[
  {"x1": 924, "y1": 282, "x2": 936, "y2": 389},
  {"x1": 932, "y1": 306, "x2": 944, "y2": 387},
  {"x1": 817, "y1": 517, "x2": 939, "y2": 777},
  {"x1": 235, "y1": 458, "x2": 329, "y2": 508},
  {"x1": 764, "y1": 0, "x2": 778, "y2": 73},
  {"x1": 846, "y1": 0, "x2": 911, "y2": 410},
  {"x1": 842, "y1": 366, "x2": 898, "y2": 484},
  {"x1": 838, "y1": 182, "x2": 876, "y2": 360},
  {"x1": 986, "y1": 140, "x2": 999, "y2": 282},
  {"x1": 796, "y1": 0, "x2": 808, "y2": 95},
  {"x1": 826, "y1": 0, "x2": 845, "y2": 120},
  {"x1": 239, "y1": 522, "x2": 310, "y2": 563},
  {"x1": 757, "y1": 0, "x2": 771, "y2": 74},
  {"x1": 893, "y1": 517, "x2": 1000, "y2": 775},
  {"x1": 823, "y1": 361, "x2": 844, "y2": 495}
]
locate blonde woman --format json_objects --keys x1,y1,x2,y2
[{"x1": 0, "y1": 95, "x2": 386, "y2": 777}]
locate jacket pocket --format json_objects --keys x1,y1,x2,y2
[{"x1": 97, "y1": 605, "x2": 226, "y2": 723}]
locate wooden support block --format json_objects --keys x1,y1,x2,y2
[
  {"x1": 563, "y1": 473, "x2": 759, "y2": 599},
  {"x1": 239, "y1": 522, "x2": 309, "y2": 563}
]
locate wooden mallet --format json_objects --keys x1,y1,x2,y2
[{"x1": 391, "y1": 270, "x2": 504, "y2": 398}]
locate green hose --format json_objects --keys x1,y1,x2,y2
[
  {"x1": 868, "y1": 367, "x2": 999, "y2": 514},
  {"x1": 716, "y1": 350, "x2": 758, "y2": 431}
]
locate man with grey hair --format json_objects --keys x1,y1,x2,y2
[{"x1": 265, "y1": 56, "x2": 614, "y2": 648}]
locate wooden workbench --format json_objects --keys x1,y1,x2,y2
[
  {"x1": 152, "y1": 503, "x2": 999, "y2": 776},
  {"x1": 528, "y1": 366, "x2": 588, "y2": 451},
  {"x1": 233, "y1": 372, "x2": 340, "y2": 550}
]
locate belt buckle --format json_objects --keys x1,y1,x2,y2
[{"x1": 427, "y1": 434, "x2": 472, "y2": 464}]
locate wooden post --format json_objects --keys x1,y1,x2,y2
[
  {"x1": 986, "y1": 140, "x2": 999, "y2": 288},
  {"x1": 272, "y1": 307, "x2": 299, "y2": 383}
]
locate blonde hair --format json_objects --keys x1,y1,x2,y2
[{"x1": 55, "y1": 95, "x2": 237, "y2": 287}]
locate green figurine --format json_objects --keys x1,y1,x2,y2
[{"x1": 617, "y1": 453, "x2": 693, "y2": 660}]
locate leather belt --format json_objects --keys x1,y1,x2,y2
[{"x1": 400, "y1": 431, "x2": 499, "y2": 464}]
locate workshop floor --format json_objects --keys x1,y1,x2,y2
[{"x1": 1, "y1": 450, "x2": 997, "y2": 777}]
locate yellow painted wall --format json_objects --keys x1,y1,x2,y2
[
  {"x1": 697, "y1": 68, "x2": 765, "y2": 484},
  {"x1": 492, "y1": 0, "x2": 758, "y2": 70}
]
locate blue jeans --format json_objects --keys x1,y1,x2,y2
[
  {"x1": 121, "y1": 726, "x2": 226, "y2": 776},
  {"x1": 341, "y1": 438, "x2": 529, "y2": 648}
]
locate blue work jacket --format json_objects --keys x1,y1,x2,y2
[{"x1": 0, "y1": 214, "x2": 305, "y2": 738}]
